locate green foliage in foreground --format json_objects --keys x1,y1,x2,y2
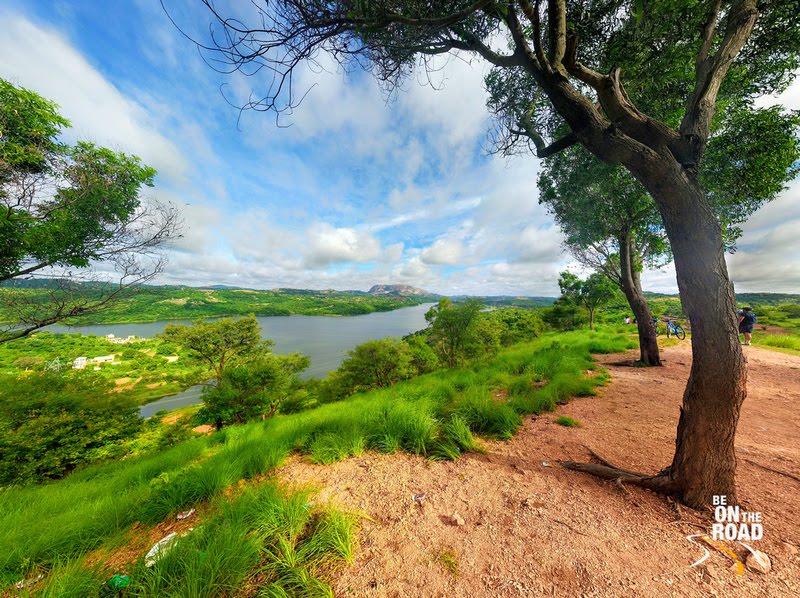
[
  {"x1": 0, "y1": 330, "x2": 634, "y2": 591},
  {"x1": 198, "y1": 351, "x2": 310, "y2": 429},
  {"x1": 0, "y1": 375, "x2": 141, "y2": 485},
  {"x1": 0, "y1": 285, "x2": 436, "y2": 325},
  {"x1": 33, "y1": 481, "x2": 356, "y2": 598}
]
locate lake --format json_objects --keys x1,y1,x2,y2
[{"x1": 46, "y1": 303, "x2": 434, "y2": 417}]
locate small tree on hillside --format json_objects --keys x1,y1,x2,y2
[
  {"x1": 337, "y1": 338, "x2": 415, "y2": 392},
  {"x1": 559, "y1": 271, "x2": 618, "y2": 331},
  {"x1": 541, "y1": 150, "x2": 669, "y2": 363},
  {"x1": 198, "y1": 352, "x2": 310, "y2": 430},
  {"x1": 161, "y1": 315, "x2": 269, "y2": 383},
  {"x1": 425, "y1": 298, "x2": 484, "y2": 367}
]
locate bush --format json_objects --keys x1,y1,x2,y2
[
  {"x1": 0, "y1": 374, "x2": 141, "y2": 485},
  {"x1": 13, "y1": 356, "x2": 43, "y2": 370}
]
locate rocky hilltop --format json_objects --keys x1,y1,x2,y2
[{"x1": 367, "y1": 284, "x2": 434, "y2": 297}]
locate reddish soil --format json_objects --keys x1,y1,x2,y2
[{"x1": 278, "y1": 344, "x2": 800, "y2": 597}]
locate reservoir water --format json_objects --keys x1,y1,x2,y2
[{"x1": 46, "y1": 303, "x2": 434, "y2": 417}]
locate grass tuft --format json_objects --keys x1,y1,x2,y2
[
  {"x1": 434, "y1": 548, "x2": 459, "y2": 577},
  {"x1": 554, "y1": 416, "x2": 582, "y2": 428}
]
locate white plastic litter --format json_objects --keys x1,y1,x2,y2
[
  {"x1": 145, "y1": 532, "x2": 180, "y2": 567},
  {"x1": 15, "y1": 574, "x2": 43, "y2": 589},
  {"x1": 176, "y1": 508, "x2": 195, "y2": 520}
]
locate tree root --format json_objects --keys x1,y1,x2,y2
[
  {"x1": 560, "y1": 446, "x2": 677, "y2": 494},
  {"x1": 742, "y1": 458, "x2": 800, "y2": 483}
]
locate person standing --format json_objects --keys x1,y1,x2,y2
[{"x1": 737, "y1": 307, "x2": 757, "y2": 345}]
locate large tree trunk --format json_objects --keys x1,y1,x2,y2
[
  {"x1": 645, "y1": 168, "x2": 747, "y2": 507},
  {"x1": 618, "y1": 230, "x2": 661, "y2": 366}
]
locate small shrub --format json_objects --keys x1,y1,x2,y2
[{"x1": 434, "y1": 548, "x2": 459, "y2": 576}]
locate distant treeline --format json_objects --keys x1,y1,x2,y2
[
  {"x1": 735, "y1": 293, "x2": 800, "y2": 306},
  {"x1": 458, "y1": 296, "x2": 556, "y2": 308}
]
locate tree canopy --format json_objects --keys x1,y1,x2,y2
[
  {"x1": 425, "y1": 298, "x2": 485, "y2": 367},
  {"x1": 0, "y1": 79, "x2": 180, "y2": 342},
  {"x1": 197, "y1": 351, "x2": 310, "y2": 429},
  {"x1": 558, "y1": 271, "x2": 618, "y2": 330},
  {"x1": 162, "y1": 315, "x2": 270, "y2": 383}
]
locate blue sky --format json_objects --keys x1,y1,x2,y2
[{"x1": 2, "y1": 0, "x2": 799, "y2": 295}]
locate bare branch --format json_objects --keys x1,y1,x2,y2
[
  {"x1": 502, "y1": 3, "x2": 545, "y2": 73},
  {"x1": 448, "y1": 34, "x2": 523, "y2": 68}
]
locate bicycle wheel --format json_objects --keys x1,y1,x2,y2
[{"x1": 674, "y1": 324, "x2": 686, "y2": 340}]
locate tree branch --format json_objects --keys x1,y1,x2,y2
[
  {"x1": 679, "y1": 0, "x2": 759, "y2": 164},
  {"x1": 698, "y1": 0, "x2": 723, "y2": 65},
  {"x1": 449, "y1": 33, "x2": 524, "y2": 68},
  {"x1": 518, "y1": 0, "x2": 549, "y2": 71},
  {"x1": 502, "y1": 2, "x2": 544, "y2": 73},
  {"x1": 512, "y1": 97, "x2": 578, "y2": 158},
  {"x1": 547, "y1": 0, "x2": 567, "y2": 67}
]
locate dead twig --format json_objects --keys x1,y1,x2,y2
[{"x1": 552, "y1": 518, "x2": 592, "y2": 538}]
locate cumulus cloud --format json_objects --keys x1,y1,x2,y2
[
  {"x1": 728, "y1": 185, "x2": 800, "y2": 292},
  {"x1": 515, "y1": 225, "x2": 564, "y2": 264},
  {"x1": 303, "y1": 223, "x2": 381, "y2": 267},
  {"x1": 421, "y1": 238, "x2": 465, "y2": 265}
]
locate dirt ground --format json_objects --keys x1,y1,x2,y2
[{"x1": 278, "y1": 344, "x2": 800, "y2": 597}]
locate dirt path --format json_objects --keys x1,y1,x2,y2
[{"x1": 278, "y1": 344, "x2": 800, "y2": 597}]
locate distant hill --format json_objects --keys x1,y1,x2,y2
[
  {"x1": 198, "y1": 284, "x2": 251, "y2": 291},
  {"x1": 368, "y1": 284, "x2": 436, "y2": 297}
]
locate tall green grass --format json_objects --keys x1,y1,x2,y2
[
  {"x1": 41, "y1": 482, "x2": 356, "y2": 597},
  {"x1": 0, "y1": 330, "x2": 632, "y2": 592},
  {"x1": 755, "y1": 333, "x2": 800, "y2": 353}
]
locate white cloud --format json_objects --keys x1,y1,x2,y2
[
  {"x1": 303, "y1": 223, "x2": 381, "y2": 267},
  {"x1": 393, "y1": 255, "x2": 432, "y2": 280},
  {"x1": 400, "y1": 52, "x2": 490, "y2": 147},
  {"x1": 171, "y1": 201, "x2": 223, "y2": 254},
  {"x1": 515, "y1": 225, "x2": 564, "y2": 264},
  {"x1": 421, "y1": 238, "x2": 464, "y2": 265}
]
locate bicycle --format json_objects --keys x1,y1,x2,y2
[{"x1": 653, "y1": 317, "x2": 686, "y2": 340}]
